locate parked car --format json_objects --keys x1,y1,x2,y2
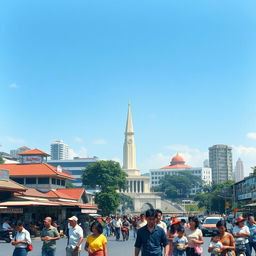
[
  {"x1": 201, "y1": 216, "x2": 223, "y2": 236},
  {"x1": 0, "y1": 229, "x2": 13, "y2": 243}
]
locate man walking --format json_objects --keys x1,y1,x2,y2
[
  {"x1": 113, "y1": 216, "x2": 122, "y2": 241},
  {"x1": 41, "y1": 217, "x2": 60, "y2": 256},
  {"x1": 66, "y1": 216, "x2": 83, "y2": 256},
  {"x1": 135, "y1": 209, "x2": 169, "y2": 256}
]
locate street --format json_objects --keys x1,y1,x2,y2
[{"x1": 1, "y1": 236, "x2": 255, "y2": 256}]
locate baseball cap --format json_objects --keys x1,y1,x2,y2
[{"x1": 68, "y1": 216, "x2": 78, "y2": 222}]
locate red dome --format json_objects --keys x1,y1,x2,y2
[{"x1": 172, "y1": 154, "x2": 184, "y2": 163}]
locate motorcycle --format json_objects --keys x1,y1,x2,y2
[
  {"x1": 235, "y1": 238, "x2": 246, "y2": 256},
  {"x1": 0, "y1": 229, "x2": 13, "y2": 243}
]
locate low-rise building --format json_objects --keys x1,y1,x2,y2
[
  {"x1": 48, "y1": 157, "x2": 99, "y2": 187},
  {"x1": 150, "y1": 153, "x2": 212, "y2": 195}
]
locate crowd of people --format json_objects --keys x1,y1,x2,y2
[{"x1": 2, "y1": 210, "x2": 256, "y2": 256}]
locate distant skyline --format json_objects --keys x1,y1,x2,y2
[{"x1": 1, "y1": 0, "x2": 256, "y2": 176}]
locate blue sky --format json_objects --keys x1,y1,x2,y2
[{"x1": 1, "y1": 0, "x2": 256, "y2": 175}]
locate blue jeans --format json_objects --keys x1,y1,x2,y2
[
  {"x1": 42, "y1": 248, "x2": 56, "y2": 256},
  {"x1": 249, "y1": 241, "x2": 256, "y2": 256},
  {"x1": 115, "y1": 227, "x2": 121, "y2": 240},
  {"x1": 13, "y1": 248, "x2": 28, "y2": 256}
]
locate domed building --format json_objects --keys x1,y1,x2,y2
[{"x1": 150, "y1": 153, "x2": 212, "y2": 195}]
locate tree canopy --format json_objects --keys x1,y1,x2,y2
[
  {"x1": 154, "y1": 171, "x2": 202, "y2": 199},
  {"x1": 82, "y1": 160, "x2": 128, "y2": 215},
  {"x1": 194, "y1": 180, "x2": 234, "y2": 214},
  {"x1": 0, "y1": 156, "x2": 4, "y2": 164}
]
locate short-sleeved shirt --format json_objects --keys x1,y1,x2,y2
[
  {"x1": 41, "y1": 226, "x2": 60, "y2": 250},
  {"x1": 185, "y1": 228, "x2": 203, "y2": 248},
  {"x1": 173, "y1": 236, "x2": 188, "y2": 250},
  {"x1": 135, "y1": 225, "x2": 168, "y2": 256},
  {"x1": 86, "y1": 234, "x2": 107, "y2": 252},
  {"x1": 247, "y1": 223, "x2": 256, "y2": 243},
  {"x1": 68, "y1": 224, "x2": 83, "y2": 249},
  {"x1": 209, "y1": 241, "x2": 222, "y2": 256},
  {"x1": 157, "y1": 221, "x2": 167, "y2": 234},
  {"x1": 233, "y1": 225, "x2": 250, "y2": 244}
]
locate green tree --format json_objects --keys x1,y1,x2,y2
[
  {"x1": 66, "y1": 181, "x2": 75, "y2": 188},
  {"x1": 82, "y1": 160, "x2": 128, "y2": 215},
  {"x1": 155, "y1": 171, "x2": 202, "y2": 199},
  {"x1": 119, "y1": 193, "x2": 134, "y2": 213},
  {"x1": 82, "y1": 161, "x2": 127, "y2": 191},
  {"x1": 95, "y1": 189, "x2": 120, "y2": 216},
  {"x1": 0, "y1": 156, "x2": 4, "y2": 164},
  {"x1": 194, "y1": 180, "x2": 234, "y2": 214}
]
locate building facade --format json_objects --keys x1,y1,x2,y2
[
  {"x1": 48, "y1": 157, "x2": 99, "y2": 187},
  {"x1": 150, "y1": 154, "x2": 212, "y2": 195},
  {"x1": 209, "y1": 144, "x2": 233, "y2": 184},
  {"x1": 234, "y1": 158, "x2": 244, "y2": 183},
  {"x1": 50, "y1": 140, "x2": 69, "y2": 160},
  {"x1": 10, "y1": 146, "x2": 31, "y2": 160}
]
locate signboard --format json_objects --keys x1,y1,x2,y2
[
  {"x1": 81, "y1": 209, "x2": 97, "y2": 214},
  {"x1": 0, "y1": 169, "x2": 9, "y2": 180},
  {"x1": 23, "y1": 156, "x2": 43, "y2": 164},
  {"x1": 0, "y1": 208, "x2": 23, "y2": 214}
]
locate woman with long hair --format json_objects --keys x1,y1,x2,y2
[
  {"x1": 85, "y1": 221, "x2": 108, "y2": 256},
  {"x1": 11, "y1": 221, "x2": 32, "y2": 256},
  {"x1": 185, "y1": 216, "x2": 204, "y2": 256},
  {"x1": 215, "y1": 220, "x2": 235, "y2": 256}
]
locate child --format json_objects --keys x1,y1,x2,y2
[
  {"x1": 173, "y1": 226, "x2": 188, "y2": 256},
  {"x1": 208, "y1": 231, "x2": 223, "y2": 256}
]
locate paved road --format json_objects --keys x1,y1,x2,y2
[{"x1": 1, "y1": 235, "x2": 255, "y2": 256}]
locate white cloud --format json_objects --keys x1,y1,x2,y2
[
  {"x1": 74, "y1": 137, "x2": 83, "y2": 143},
  {"x1": 69, "y1": 147, "x2": 88, "y2": 159},
  {"x1": 6, "y1": 136, "x2": 25, "y2": 144},
  {"x1": 247, "y1": 133, "x2": 256, "y2": 139},
  {"x1": 92, "y1": 139, "x2": 107, "y2": 145},
  {"x1": 8, "y1": 83, "x2": 19, "y2": 88}
]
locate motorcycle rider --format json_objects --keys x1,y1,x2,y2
[{"x1": 233, "y1": 216, "x2": 250, "y2": 256}]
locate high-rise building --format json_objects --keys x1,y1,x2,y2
[
  {"x1": 209, "y1": 144, "x2": 233, "y2": 184},
  {"x1": 10, "y1": 146, "x2": 31, "y2": 160},
  {"x1": 234, "y1": 158, "x2": 244, "y2": 183},
  {"x1": 50, "y1": 140, "x2": 69, "y2": 160}
]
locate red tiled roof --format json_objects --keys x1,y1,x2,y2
[
  {"x1": 14, "y1": 188, "x2": 49, "y2": 198},
  {"x1": 0, "y1": 163, "x2": 75, "y2": 180},
  {"x1": 19, "y1": 148, "x2": 50, "y2": 156},
  {"x1": 45, "y1": 190, "x2": 76, "y2": 200},
  {"x1": 0, "y1": 179, "x2": 27, "y2": 192},
  {"x1": 56, "y1": 188, "x2": 85, "y2": 200}
]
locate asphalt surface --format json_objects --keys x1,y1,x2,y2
[{"x1": 1, "y1": 235, "x2": 255, "y2": 256}]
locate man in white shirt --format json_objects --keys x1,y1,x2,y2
[
  {"x1": 2, "y1": 219, "x2": 11, "y2": 230},
  {"x1": 66, "y1": 216, "x2": 83, "y2": 256},
  {"x1": 137, "y1": 214, "x2": 147, "y2": 229},
  {"x1": 155, "y1": 209, "x2": 167, "y2": 234},
  {"x1": 233, "y1": 216, "x2": 250, "y2": 256},
  {"x1": 113, "y1": 216, "x2": 122, "y2": 241}
]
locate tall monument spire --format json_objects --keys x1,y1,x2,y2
[{"x1": 123, "y1": 103, "x2": 137, "y2": 172}]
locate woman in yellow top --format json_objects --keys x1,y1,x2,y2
[{"x1": 85, "y1": 221, "x2": 108, "y2": 256}]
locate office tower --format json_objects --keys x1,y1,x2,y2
[
  {"x1": 209, "y1": 144, "x2": 233, "y2": 184},
  {"x1": 234, "y1": 158, "x2": 244, "y2": 183},
  {"x1": 50, "y1": 140, "x2": 69, "y2": 160}
]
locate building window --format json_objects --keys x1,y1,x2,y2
[
  {"x1": 26, "y1": 178, "x2": 36, "y2": 184},
  {"x1": 12, "y1": 178, "x2": 25, "y2": 184},
  {"x1": 52, "y1": 178, "x2": 56, "y2": 184},
  {"x1": 61, "y1": 180, "x2": 65, "y2": 186},
  {"x1": 57, "y1": 179, "x2": 61, "y2": 185},
  {"x1": 38, "y1": 178, "x2": 50, "y2": 184}
]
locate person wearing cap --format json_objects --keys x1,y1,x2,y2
[
  {"x1": 156, "y1": 209, "x2": 167, "y2": 234},
  {"x1": 167, "y1": 218, "x2": 181, "y2": 256},
  {"x1": 41, "y1": 217, "x2": 60, "y2": 256},
  {"x1": 233, "y1": 216, "x2": 250, "y2": 256},
  {"x1": 66, "y1": 216, "x2": 84, "y2": 256}
]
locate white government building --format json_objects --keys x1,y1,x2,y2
[{"x1": 150, "y1": 154, "x2": 212, "y2": 195}]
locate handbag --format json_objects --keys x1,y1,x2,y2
[
  {"x1": 27, "y1": 244, "x2": 33, "y2": 251},
  {"x1": 194, "y1": 244, "x2": 203, "y2": 255}
]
